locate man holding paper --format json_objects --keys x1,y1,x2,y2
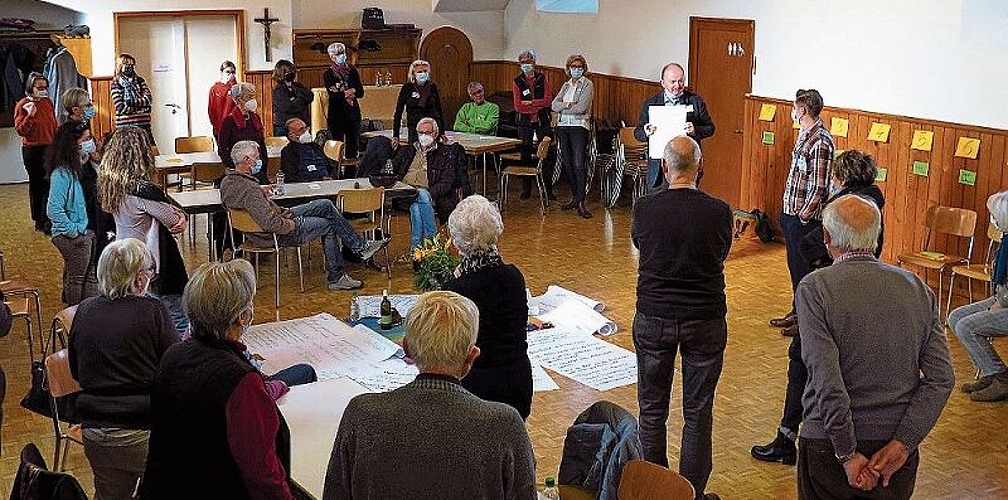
[
  {"x1": 634, "y1": 62, "x2": 715, "y2": 192},
  {"x1": 631, "y1": 135, "x2": 731, "y2": 500}
]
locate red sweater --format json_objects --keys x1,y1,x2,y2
[
  {"x1": 209, "y1": 81, "x2": 238, "y2": 138},
  {"x1": 14, "y1": 97, "x2": 57, "y2": 146}
]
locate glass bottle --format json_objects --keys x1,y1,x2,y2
[{"x1": 380, "y1": 289, "x2": 393, "y2": 330}]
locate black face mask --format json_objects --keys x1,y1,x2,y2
[
  {"x1": 283, "y1": 72, "x2": 295, "y2": 82},
  {"x1": 123, "y1": 65, "x2": 136, "y2": 77}
]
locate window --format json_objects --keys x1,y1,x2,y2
[{"x1": 536, "y1": 0, "x2": 598, "y2": 14}]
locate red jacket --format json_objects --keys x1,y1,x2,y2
[{"x1": 208, "y1": 81, "x2": 237, "y2": 139}]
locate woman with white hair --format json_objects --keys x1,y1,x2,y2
[
  {"x1": 219, "y1": 81, "x2": 268, "y2": 184},
  {"x1": 393, "y1": 59, "x2": 445, "y2": 146},
  {"x1": 141, "y1": 259, "x2": 305, "y2": 499},
  {"x1": 949, "y1": 190, "x2": 1008, "y2": 402},
  {"x1": 324, "y1": 42, "x2": 365, "y2": 159},
  {"x1": 69, "y1": 238, "x2": 178, "y2": 499},
  {"x1": 442, "y1": 195, "x2": 532, "y2": 419}
]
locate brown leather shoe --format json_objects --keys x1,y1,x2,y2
[
  {"x1": 781, "y1": 324, "x2": 798, "y2": 337},
  {"x1": 770, "y1": 311, "x2": 797, "y2": 328},
  {"x1": 970, "y1": 377, "x2": 1008, "y2": 402},
  {"x1": 962, "y1": 374, "x2": 996, "y2": 393}
]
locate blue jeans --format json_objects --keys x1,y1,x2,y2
[
  {"x1": 152, "y1": 292, "x2": 189, "y2": 336},
  {"x1": 267, "y1": 363, "x2": 318, "y2": 387},
  {"x1": 279, "y1": 199, "x2": 366, "y2": 283},
  {"x1": 948, "y1": 296, "x2": 1008, "y2": 377},
  {"x1": 409, "y1": 188, "x2": 437, "y2": 249},
  {"x1": 632, "y1": 312, "x2": 726, "y2": 499}
]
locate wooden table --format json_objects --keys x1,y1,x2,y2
[
  {"x1": 361, "y1": 129, "x2": 523, "y2": 194},
  {"x1": 154, "y1": 146, "x2": 282, "y2": 186},
  {"x1": 169, "y1": 178, "x2": 415, "y2": 215}
]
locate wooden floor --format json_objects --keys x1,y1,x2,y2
[{"x1": 1, "y1": 181, "x2": 1006, "y2": 498}]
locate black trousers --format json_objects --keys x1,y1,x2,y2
[
  {"x1": 779, "y1": 212, "x2": 822, "y2": 431},
  {"x1": 22, "y1": 145, "x2": 50, "y2": 228},
  {"x1": 798, "y1": 438, "x2": 919, "y2": 500},
  {"x1": 328, "y1": 117, "x2": 362, "y2": 158},
  {"x1": 557, "y1": 126, "x2": 589, "y2": 203},
  {"x1": 517, "y1": 120, "x2": 553, "y2": 195},
  {"x1": 462, "y1": 356, "x2": 533, "y2": 420},
  {"x1": 633, "y1": 312, "x2": 726, "y2": 500}
]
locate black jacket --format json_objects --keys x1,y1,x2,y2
[
  {"x1": 280, "y1": 141, "x2": 334, "y2": 182},
  {"x1": 272, "y1": 81, "x2": 314, "y2": 128},
  {"x1": 130, "y1": 181, "x2": 189, "y2": 296},
  {"x1": 393, "y1": 82, "x2": 445, "y2": 143},
  {"x1": 323, "y1": 65, "x2": 364, "y2": 130},
  {"x1": 391, "y1": 140, "x2": 472, "y2": 222},
  {"x1": 633, "y1": 90, "x2": 715, "y2": 145}
]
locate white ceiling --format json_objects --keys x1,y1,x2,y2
[{"x1": 433, "y1": 0, "x2": 511, "y2": 13}]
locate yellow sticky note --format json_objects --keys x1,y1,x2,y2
[
  {"x1": 868, "y1": 123, "x2": 891, "y2": 143},
  {"x1": 830, "y1": 118, "x2": 849, "y2": 138},
  {"x1": 758, "y1": 104, "x2": 777, "y2": 121},
  {"x1": 911, "y1": 130, "x2": 934, "y2": 151},
  {"x1": 955, "y1": 137, "x2": 981, "y2": 159},
  {"x1": 793, "y1": 120, "x2": 801, "y2": 130}
]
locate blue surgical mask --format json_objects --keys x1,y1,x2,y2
[
  {"x1": 83, "y1": 107, "x2": 95, "y2": 120},
  {"x1": 251, "y1": 159, "x2": 263, "y2": 175},
  {"x1": 79, "y1": 138, "x2": 96, "y2": 156},
  {"x1": 414, "y1": 71, "x2": 430, "y2": 84},
  {"x1": 521, "y1": 63, "x2": 534, "y2": 74},
  {"x1": 334, "y1": 53, "x2": 347, "y2": 65},
  {"x1": 569, "y1": 67, "x2": 584, "y2": 79}
]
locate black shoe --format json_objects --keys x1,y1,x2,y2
[
  {"x1": 578, "y1": 204, "x2": 593, "y2": 219},
  {"x1": 770, "y1": 311, "x2": 797, "y2": 328},
  {"x1": 781, "y1": 324, "x2": 798, "y2": 337},
  {"x1": 561, "y1": 200, "x2": 578, "y2": 210},
  {"x1": 751, "y1": 431, "x2": 796, "y2": 465}
]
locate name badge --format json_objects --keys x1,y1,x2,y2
[
  {"x1": 411, "y1": 91, "x2": 420, "y2": 98},
  {"x1": 307, "y1": 164, "x2": 317, "y2": 172},
  {"x1": 685, "y1": 105, "x2": 694, "y2": 113},
  {"x1": 522, "y1": 89, "x2": 531, "y2": 96}
]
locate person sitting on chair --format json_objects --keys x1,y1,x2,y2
[
  {"x1": 280, "y1": 118, "x2": 335, "y2": 183},
  {"x1": 219, "y1": 140, "x2": 388, "y2": 291},
  {"x1": 453, "y1": 82, "x2": 499, "y2": 135}
]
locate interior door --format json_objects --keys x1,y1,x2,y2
[
  {"x1": 420, "y1": 27, "x2": 474, "y2": 130},
  {"x1": 689, "y1": 17, "x2": 755, "y2": 208},
  {"x1": 183, "y1": 16, "x2": 238, "y2": 140}
]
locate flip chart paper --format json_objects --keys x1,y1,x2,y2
[
  {"x1": 647, "y1": 105, "x2": 689, "y2": 159},
  {"x1": 526, "y1": 327, "x2": 637, "y2": 391}
]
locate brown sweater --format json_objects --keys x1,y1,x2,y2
[
  {"x1": 14, "y1": 97, "x2": 57, "y2": 146},
  {"x1": 219, "y1": 171, "x2": 296, "y2": 247}
]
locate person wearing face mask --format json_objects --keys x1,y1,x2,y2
[
  {"x1": 209, "y1": 60, "x2": 239, "y2": 142},
  {"x1": 99, "y1": 127, "x2": 191, "y2": 335},
  {"x1": 15, "y1": 72, "x2": 58, "y2": 234},
  {"x1": 393, "y1": 59, "x2": 445, "y2": 147},
  {"x1": 271, "y1": 59, "x2": 314, "y2": 138},
  {"x1": 280, "y1": 118, "x2": 335, "y2": 183},
  {"x1": 324, "y1": 42, "x2": 365, "y2": 159},
  {"x1": 110, "y1": 53, "x2": 155, "y2": 145},
  {"x1": 635, "y1": 62, "x2": 715, "y2": 192},
  {"x1": 47, "y1": 121, "x2": 103, "y2": 305},
  {"x1": 61, "y1": 87, "x2": 97, "y2": 123},
  {"x1": 219, "y1": 82, "x2": 269, "y2": 184},
  {"x1": 68, "y1": 238, "x2": 178, "y2": 500},
  {"x1": 141, "y1": 259, "x2": 308, "y2": 499},
  {"x1": 389, "y1": 118, "x2": 472, "y2": 249},
  {"x1": 510, "y1": 49, "x2": 555, "y2": 200},
  {"x1": 551, "y1": 55, "x2": 595, "y2": 219}
]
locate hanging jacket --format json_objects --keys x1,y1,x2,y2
[
  {"x1": 43, "y1": 47, "x2": 87, "y2": 124},
  {"x1": 558, "y1": 400, "x2": 644, "y2": 500}
]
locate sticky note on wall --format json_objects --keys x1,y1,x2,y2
[
  {"x1": 911, "y1": 130, "x2": 934, "y2": 151},
  {"x1": 868, "y1": 123, "x2": 891, "y2": 142},
  {"x1": 912, "y1": 161, "x2": 929, "y2": 177},
  {"x1": 876, "y1": 167, "x2": 888, "y2": 182},
  {"x1": 955, "y1": 137, "x2": 981, "y2": 159},
  {"x1": 830, "y1": 117, "x2": 849, "y2": 137},
  {"x1": 958, "y1": 169, "x2": 977, "y2": 186},
  {"x1": 762, "y1": 131, "x2": 775, "y2": 145},
  {"x1": 758, "y1": 104, "x2": 777, "y2": 121}
]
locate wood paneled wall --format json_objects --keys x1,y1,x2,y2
[
  {"x1": 470, "y1": 61, "x2": 660, "y2": 126},
  {"x1": 741, "y1": 95, "x2": 1008, "y2": 288},
  {"x1": 88, "y1": 77, "x2": 114, "y2": 142}
]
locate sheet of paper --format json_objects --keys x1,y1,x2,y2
[
  {"x1": 538, "y1": 299, "x2": 618, "y2": 336},
  {"x1": 530, "y1": 285, "x2": 606, "y2": 314},
  {"x1": 342, "y1": 358, "x2": 418, "y2": 392},
  {"x1": 867, "y1": 123, "x2": 891, "y2": 142},
  {"x1": 526, "y1": 327, "x2": 637, "y2": 391},
  {"x1": 955, "y1": 137, "x2": 981, "y2": 159},
  {"x1": 279, "y1": 377, "x2": 371, "y2": 500},
  {"x1": 830, "y1": 117, "x2": 849, "y2": 137},
  {"x1": 245, "y1": 313, "x2": 402, "y2": 380},
  {"x1": 647, "y1": 105, "x2": 688, "y2": 159},
  {"x1": 356, "y1": 294, "x2": 419, "y2": 318},
  {"x1": 531, "y1": 362, "x2": 560, "y2": 392}
]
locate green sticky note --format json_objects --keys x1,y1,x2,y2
[
  {"x1": 912, "y1": 161, "x2": 929, "y2": 177},
  {"x1": 875, "y1": 167, "x2": 887, "y2": 182},
  {"x1": 762, "y1": 131, "x2": 775, "y2": 145},
  {"x1": 959, "y1": 169, "x2": 977, "y2": 186}
]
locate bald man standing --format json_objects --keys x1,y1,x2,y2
[{"x1": 631, "y1": 136, "x2": 731, "y2": 500}]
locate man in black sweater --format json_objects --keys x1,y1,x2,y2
[{"x1": 631, "y1": 135, "x2": 731, "y2": 500}]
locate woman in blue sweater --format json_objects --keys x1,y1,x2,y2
[{"x1": 47, "y1": 120, "x2": 99, "y2": 304}]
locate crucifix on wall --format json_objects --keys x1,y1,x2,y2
[{"x1": 254, "y1": 8, "x2": 280, "y2": 62}]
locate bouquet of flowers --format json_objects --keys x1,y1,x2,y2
[{"x1": 412, "y1": 232, "x2": 459, "y2": 291}]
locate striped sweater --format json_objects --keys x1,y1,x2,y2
[{"x1": 110, "y1": 75, "x2": 152, "y2": 129}]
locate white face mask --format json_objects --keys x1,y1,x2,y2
[
  {"x1": 33, "y1": 89, "x2": 48, "y2": 99},
  {"x1": 244, "y1": 98, "x2": 258, "y2": 113},
  {"x1": 414, "y1": 71, "x2": 430, "y2": 84},
  {"x1": 418, "y1": 134, "x2": 435, "y2": 148},
  {"x1": 298, "y1": 130, "x2": 313, "y2": 144}
]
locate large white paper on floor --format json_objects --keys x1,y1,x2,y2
[
  {"x1": 531, "y1": 361, "x2": 560, "y2": 392},
  {"x1": 245, "y1": 313, "x2": 403, "y2": 381},
  {"x1": 647, "y1": 105, "x2": 690, "y2": 159},
  {"x1": 529, "y1": 285, "x2": 606, "y2": 315},
  {"x1": 527, "y1": 327, "x2": 637, "y2": 391},
  {"x1": 279, "y1": 377, "x2": 370, "y2": 499},
  {"x1": 342, "y1": 357, "x2": 419, "y2": 393},
  {"x1": 355, "y1": 294, "x2": 419, "y2": 318},
  {"x1": 538, "y1": 299, "x2": 618, "y2": 336}
]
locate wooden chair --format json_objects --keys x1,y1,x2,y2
[
  {"x1": 189, "y1": 162, "x2": 224, "y2": 190},
  {"x1": 44, "y1": 348, "x2": 84, "y2": 472},
  {"x1": 265, "y1": 136, "x2": 289, "y2": 149},
  {"x1": 896, "y1": 205, "x2": 977, "y2": 318},
  {"x1": 500, "y1": 136, "x2": 552, "y2": 215},
  {"x1": 174, "y1": 135, "x2": 214, "y2": 153},
  {"x1": 324, "y1": 140, "x2": 346, "y2": 178},
  {"x1": 617, "y1": 459, "x2": 695, "y2": 500},
  {"x1": 227, "y1": 208, "x2": 305, "y2": 316},
  {"x1": 338, "y1": 187, "x2": 391, "y2": 278},
  {"x1": 947, "y1": 222, "x2": 1003, "y2": 315},
  {"x1": 1, "y1": 265, "x2": 44, "y2": 362},
  {"x1": 613, "y1": 127, "x2": 649, "y2": 208},
  {"x1": 266, "y1": 137, "x2": 289, "y2": 181}
]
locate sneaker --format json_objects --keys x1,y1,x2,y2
[
  {"x1": 970, "y1": 377, "x2": 1008, "y2": 402},
  {"x1": 327, "y1": 274, "x2": 363, "y2": 291},
  {"x1": 358, "y1": 238, "x2": 391, "y2": 261},
  {"x1": 962, "y1": 374, "x2": 996, "y2": 393}
]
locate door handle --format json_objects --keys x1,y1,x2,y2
[
  {"x1": 734, "y1": 130, "x2": 743, "y2": 134},
  {"x1": 165, "y1": 103, "x2": 181, "y2": 115}
]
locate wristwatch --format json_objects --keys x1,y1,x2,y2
[{"x1": 836, "y1": 451, "x2": 857, "y2": 463}]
